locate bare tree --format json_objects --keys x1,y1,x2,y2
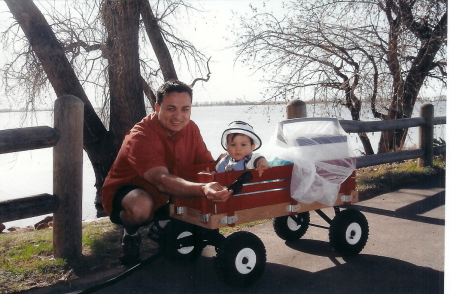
[
  {"x1": 233, "y1": 0, "x2": 447, "y2": 154},
  {"x1": 2, "y1": 0, "x2": 211, "y2": 204}
]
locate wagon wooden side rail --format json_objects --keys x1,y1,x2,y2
[{"x1": 171, "y1": 163, "x2": 358, "y2": 229}]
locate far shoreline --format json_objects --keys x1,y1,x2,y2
[{"x1": 0, "y1": 96, "x2": 445, "y2": 112}]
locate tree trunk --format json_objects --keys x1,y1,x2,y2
[
  {"x1": 343, "y1": 90, "x2": 374, "y2": 155},
  {"x1": 358, "y1": 133, "x2": 374, "y2": 155},
  {"x1": 5, "y1": 0, "x2": 115, "y2": 204},
  {"x1": 102, "y1": 0, "x2": 146, "y2": 153},
  {"x1": 377, "y1": 6, "x2": 447, "y2": 153}
]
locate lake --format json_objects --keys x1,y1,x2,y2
[{"x1": 0, "y1": 101, "x2": 446, "y2": 228}]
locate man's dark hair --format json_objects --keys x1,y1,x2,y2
[{"x1": 156, "y1": 80, "x2": 193, "y2": 104}]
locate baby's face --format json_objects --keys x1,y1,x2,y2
[{"x1": 226, "y1": 134, "x2": 255, "y2": 161}]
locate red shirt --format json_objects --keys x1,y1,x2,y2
[{"x1": 101, "y1": 113, "x2": 213, "y2": 215}]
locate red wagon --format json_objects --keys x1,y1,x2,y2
[{"x1": 158, "y1": 161, "x2": 369, "y2": 288}]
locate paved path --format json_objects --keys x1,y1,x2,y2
[{"x1": 29, "y1": 185, "x2": 446, "y2": 294}]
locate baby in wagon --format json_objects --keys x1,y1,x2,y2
[{"x1": 215, "y1": 121, "x2": 269, "y2": 175}]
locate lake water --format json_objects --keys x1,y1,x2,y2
[{"x1": 0, "y1": 101, "x2": 446, "y2": 228}]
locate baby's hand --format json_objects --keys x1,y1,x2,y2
[{"x1": 255, "y1": 159, "x2": 270, "y2": 177}]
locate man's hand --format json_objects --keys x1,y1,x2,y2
[{"x1": 203, "y1": 182, "x2": 232, "y2": 203}]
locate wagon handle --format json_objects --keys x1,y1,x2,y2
[{"x1": 228, "y1": 170, "x2": 253, "y2": 195}]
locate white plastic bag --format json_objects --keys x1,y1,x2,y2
[{"x1": 266, "y1": 118, "x2": 356, "y2": 206}]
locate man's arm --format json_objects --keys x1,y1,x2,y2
[{"x1": 143, "y1": 166, "x2": 231, "y2": 202}]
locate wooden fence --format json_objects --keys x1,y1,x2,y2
[
  {"x1": 0, "y1": 95, "x2": 83, "y2": 262},
  {"x1": 0, "y1": 98, "x2": 446, "y2": 263},
  {"x1": 287, "y1": 101, "x2": 446, "y2": 168}
]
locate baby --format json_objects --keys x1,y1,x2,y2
[{"x1": 215, "y1": 121, "x2": 269, "y2": 174}]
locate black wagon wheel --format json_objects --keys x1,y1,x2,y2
[
  {"x1": 214, "y1": 231, "x2": 266, "y2": 288},
  {"x1": 159, "y1": 219, "x2": 204, "y2": 265},
  {"x1": 273, "y1": 211, "x2": 310, "y2": 241},
  {"x1": 329, "y1": 209, "x2": 369, "y2": 256}
]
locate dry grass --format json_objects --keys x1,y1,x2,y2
[
  {"x1": 0, "y1": 220, "x2": 159, "y2": 293},
  {"x1": 356, "y1": 157, "x2": 445, "y2": 199}
]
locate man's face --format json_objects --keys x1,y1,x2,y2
[
  {"x1": 155, "y1": 91, "x2": 192, "y2": 137},
  {"x1": 226, "y1": 134, "x2": 255, "y2": 161}
]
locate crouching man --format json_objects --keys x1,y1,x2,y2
[{"x1": 101, "y1": 80, "x2": 232, "y2": 264}]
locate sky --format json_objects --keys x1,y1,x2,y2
[
  {"x1": 0, "y1": 0, "x2": 282, "y2": 109},
  {"x1": 166, "y1": 0, "x2": 282, "y2": 103},
  {"x1": 0, "y1": 0, "x2": 445, "y2": 108}
]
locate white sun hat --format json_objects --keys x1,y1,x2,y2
[{"x1": 221, "y1": 121, "x2": 262, "y2": 151}]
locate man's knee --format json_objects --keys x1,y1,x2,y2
[{"x1": 121, "y1": 189, "x2": 156, "y2": 225}]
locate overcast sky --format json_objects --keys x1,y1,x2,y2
[
  {"x1": 0, "y1": 0, "x2": 279, "y2": 109},
  {"x1": 175, "y1": 0, "x2": 281, "y2": 103},
  {"x1": 0, "y1": 0, "x2": 444, "y2": 109}
]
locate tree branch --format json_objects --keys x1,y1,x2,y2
[
  {"x1": 190, "y1": 57, "x2": 211, "y2": 87},
  {"x1": 140, "y1": 0, "x2": 178, "y2": 80}
]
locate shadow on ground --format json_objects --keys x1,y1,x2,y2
[{"x1": 87, "y1": 248, "x2": 443, "y2": 294}]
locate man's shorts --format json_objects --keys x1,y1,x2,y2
[
  {"x1": 110, "y1": 185, "x2": 142, "y2": 225},
  {"x1": 110, "y1": 185, "x2": 171, "y2": 226}
]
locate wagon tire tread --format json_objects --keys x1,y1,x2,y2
[{"x1": 329, "y1": 209, "x2": 369, "y2": 256}]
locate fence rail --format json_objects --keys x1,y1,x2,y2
[
  {"x1": 337, "y1": 103, "x2": 446, "y2": 168},
  {"x1": 338, "y1": 116, "x2": 446, "y2": 133},
  {"x1": 354, "y1": 146, "x2": 445, "y2": 168},
  {"x1": 0, "y1": 126, "x2": 59, "y2": 154},
  {"x1": 337, "y1": 112, "x2": 446, "y2": 168},
  {"x1": 0, "y1": 193, "x2": 59, "y2": 221},
  {"x1": 0, "y1": 95, "x2": 83, "y2": 263},
  {"x1": 0, "y1": 99, "x2": 447, "y2": 263}
]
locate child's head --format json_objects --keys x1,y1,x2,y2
[{"x1": 221, "y1": 121, "x2": 261, "y2": 160}]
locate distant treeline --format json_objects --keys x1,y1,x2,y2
[
  {"x1": 192, "y1": 100, "x2": 286, "y2": 107},
  {"x1": 1, "y1": 95, "x2": 446, "y2": 112},
  {"x1": 193, "y1": 95, "x2": 447, "y2": 107}
]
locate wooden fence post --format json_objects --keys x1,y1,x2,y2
[
  {"x1": 418, "y1": 103, "x2": 434, "y2": 168},
  {"x1": 286, "y1": 100, "x2": 307, "y2": 119},
  {"x1": 53, "y1": 95, "x2": 84, "y2": 262}
]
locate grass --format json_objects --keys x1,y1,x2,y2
[
  {"x1": 0, "y1": 157, "x2": 445, "y2": 293},
  {"x1": 356, "y1": 157, "x2": 445, "y2": 199},
  {"x1": 0, "y1": 228, "x2": 64, "y2": 293}
]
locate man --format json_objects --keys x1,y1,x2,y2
[{"x1": 101, "y1": 80, "x2": 232, "y2": 264}]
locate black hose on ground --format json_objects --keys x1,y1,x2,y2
[{"x1": 76, "y1": 251, "x2": 163, "y2": 294}]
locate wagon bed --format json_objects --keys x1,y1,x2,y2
[{"x1": 170, "y1": 162, "x2": 358, "y2": 229}]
